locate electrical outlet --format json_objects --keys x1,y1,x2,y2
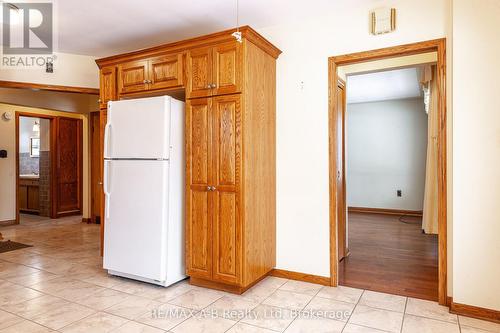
[{"x1": 397, "y1": 189, "x2": 402, "y2": 197}]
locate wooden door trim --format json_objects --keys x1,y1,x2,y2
[
  {"x1": 336, "y1": 81, "x2": 347, "y2": 261},
  {"x1": 15, "y1": 112, "x2": 57, "y2": 224},
  {"x1": 328, "y1": 38, "x2": 448, "y2": 305},
  {"x1": 1, "y1": 80, "x2": 98, "y2": 95}
]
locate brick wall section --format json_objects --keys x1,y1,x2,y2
[{"x1": 39, "y1": 151, "x2": 51, "y2": 217}]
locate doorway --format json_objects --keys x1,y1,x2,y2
[
  {"x1": 16, "y1": 114, "x2": 55, "y2": 224},
  {"x1": 15, "y1": 112, "x2": 84, "y2": 224},
  {"x1": 328, "y1": 39, "x2": 448, "y2": 305}
]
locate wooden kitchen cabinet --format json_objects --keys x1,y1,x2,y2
[
  {"x1": 95, "y1": 26, "x2": 280, "y2": 292},
  {"x1": 19, "y1": 178, "x2": 40, "y2": 213},
  {"x1": 186, "y1": 38, "x2": 277, "y2": 293},
  {"x1": 117, "y1": 53, "x2": 184, "y2": 96},
  {"x1": 186, "y1": 41, "x2": 241, "y2": 99},
  {"x1": 186, "y1": 95, "x2": 242, "y2": 285},
  {"x1": 117, "y1": 59, "x2": 149, "y2": 95},
  {"x1": 149, "y1": 53, "x2": 184, "y2": 90},
  {"x1": 186, "y1": 46, "x2": 212, "y2": 99},
  {"x1": 99, "y1": 66, "x2": 116, "y2": 109}
]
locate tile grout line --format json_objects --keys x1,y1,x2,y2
[
  {"x1": 400, "y1": 297, "x2": 408, "y2": 333},
  {"x1": 280, "y1": 282, "x2": 325, "y2": 332}
]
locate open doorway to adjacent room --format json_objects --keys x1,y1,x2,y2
[
  {"x1": 17, "y1": 115, "x2": 53, "y2": 224},
  {"x1": 328, "y1": 40, "x2": 448, "y2": 304},
  {"x1": 340, "y1": 65, "x2": 437, "y2": 301}
]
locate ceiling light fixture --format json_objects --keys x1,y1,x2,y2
[
  {"x1": 231, "y1": 0, "x2": 242, "y2": 43},
  {"x1": 33, "y1": 120, "x2": 40, "y2": 132}
]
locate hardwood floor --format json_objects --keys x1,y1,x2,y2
[{"x1": 339, "y1": 212, "x2": 438, "y2": 301}]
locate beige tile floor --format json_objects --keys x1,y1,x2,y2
[{"x1": 1, "y1": 215, "x2": 499, "y2": 333}]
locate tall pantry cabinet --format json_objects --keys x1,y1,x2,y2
[
  {"x1": 185, "y1": 37, "x2": 280, "y2": 293},
  {"x1": 96, "y1": 27, "x2": 281, "y2": 293}
]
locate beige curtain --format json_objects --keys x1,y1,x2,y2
[{"x1": 422, "y1": 65, "x2": 439, "y2": 234}]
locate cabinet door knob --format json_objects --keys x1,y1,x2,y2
[
  {"x1": 206, "y1": 84, "x2": 211, "y2": 89},
  {"x1": 211, "y1": 83, "x2": 216, "y2": 89},
  {"x1": 143, "y1": 80, "x2": 147, "y2": 84},
  {"x1": 207, "y1": 186, "x2": 211, "y2": 191},
  {"x1": 211, "y1": 186, "x2": 216, "y2": 191}
]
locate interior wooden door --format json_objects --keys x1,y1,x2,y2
[
  {"x1": 99, "y1": 66, "x2": 116, "y2": 109},
  {"x1": 186, "y1": 98, "x2": 213, "y2": 279},
  {"x1": 149, "y1": 53, "x2": 184, "y2": 90},
  {"x1": 117, "y1": 60, "x2": 149, "y2": 95},
  {"x1": 337, "y1": 82, "x2": 348, "y2": 261},
  {"x1": 90, "y1": 112, "x2": 101, "y2": 224},
  {"x1": 55, "y1": 117, "x2": 83, "y2": 217},
  {"x1": 211, "y1": 95, "x2": 241, "y2": 284},
  {"x1": 186, "y1": 46, "x2": 212, "y2": 99},
  {"x1": 213, "y1": 42, "x2": 242, "y2": 96}
]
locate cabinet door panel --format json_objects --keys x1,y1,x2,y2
[
  {"x1": 186, "y1": 99, "x2": 213, "y2": 279},
  {"x1": 213, "y1": 95, "x2": 240, "y2": 188},
  {"x1": 150, "y1": 53, "x2": 183, "y2": 90},
  {"x1": 18, "y1": 185, "x2": 27, "y2": 210},
  {"x1": 213, "y1": 191, "x2": 240, "y2": 284},
  {"x1": 28, "y1": 185, "x2": 39, "y2": 211},
  {"x1": 213, "y1": 42, "x2": 242, "y2": 95},
  {"x1": 186, "y1": 47, "x2": 212, "y2": 98},
  {"x1": 211, "y1": 95, "x2": 241, "y2": 284},
  {"x1": 188, "y1": 99, "x2": 211, "y2": 185},
  {"x1": 118, "y1": 60, "x2": 149, "y2": 95},
  {"x1": 187, "y1": 189, "x2": 212, "y2": 278},
  {"x1": 99, "y1": 66, "x2": 116, "y2": 109}
]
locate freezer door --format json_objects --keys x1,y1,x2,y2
[
  {"x1": 105, "y1": 96, "x2": 171, "y2": 159},
  {"x1": 103, "y1": 159, "x2": 169, "y2": 281}
]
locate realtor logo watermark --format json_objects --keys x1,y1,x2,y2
[{"x1": 1, "y1": 1, "x2": 56, "y2": 68}]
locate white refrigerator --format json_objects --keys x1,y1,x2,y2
[{"x1": 103, "y1": 96, "x2": 186, "y2": 287}]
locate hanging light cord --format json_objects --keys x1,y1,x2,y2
[{"x1": 231, "y1": 0, "x2": 242, "y2": 42}]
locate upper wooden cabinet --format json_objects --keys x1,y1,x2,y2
[
  {"x1": 96, "y1": 27, "x2": 280, "y2": 102},
  {"x1": 117, "y1": 54, "x2": 184, "y2": 96},
  {"x1": 186, "y1": 41, "x2": 241, "y2": 98},
  {"x1": 118, "y1": 60, "x2": 149, "y2": 95},
  {"x1": 99, "y1": 66, "x2": 116, "y2": 109},
  {"x1": 150, "y1": 53, "x2": 184, "y2": 90},
  {"x1": 186, "y1": 47, "x2": 212, "y2": 99}
]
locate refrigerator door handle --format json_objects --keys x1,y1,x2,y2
[
  {"x1": 104, "y1": 122, "x2": 112, "y2": 158},
  {"x1": 103, "y1": 160, "x2": 112, "y2": 219}
]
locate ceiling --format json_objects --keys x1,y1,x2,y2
[
  {"x1": 51, "y1": 0, "x2": 362, "y2": 57},
  {"x1": 346, "y1": 67, "x2": 423, "y2": 104}
]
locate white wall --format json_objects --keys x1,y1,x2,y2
[
  {"x1": 19, "y1": 117, "x2": 40, "y2": 154},
  {"x1": 257, "y1": 0, "x2": 449, "y2": 277},
  {"x1": 347, "y1": 98, "x2": 427, "y2": 211},
  {"x1": 0, "y1": 52, "x2": 99, "y2": 88},
  {"x1": 452, "y1": 0, "x2": 500, "y2": 311}
]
